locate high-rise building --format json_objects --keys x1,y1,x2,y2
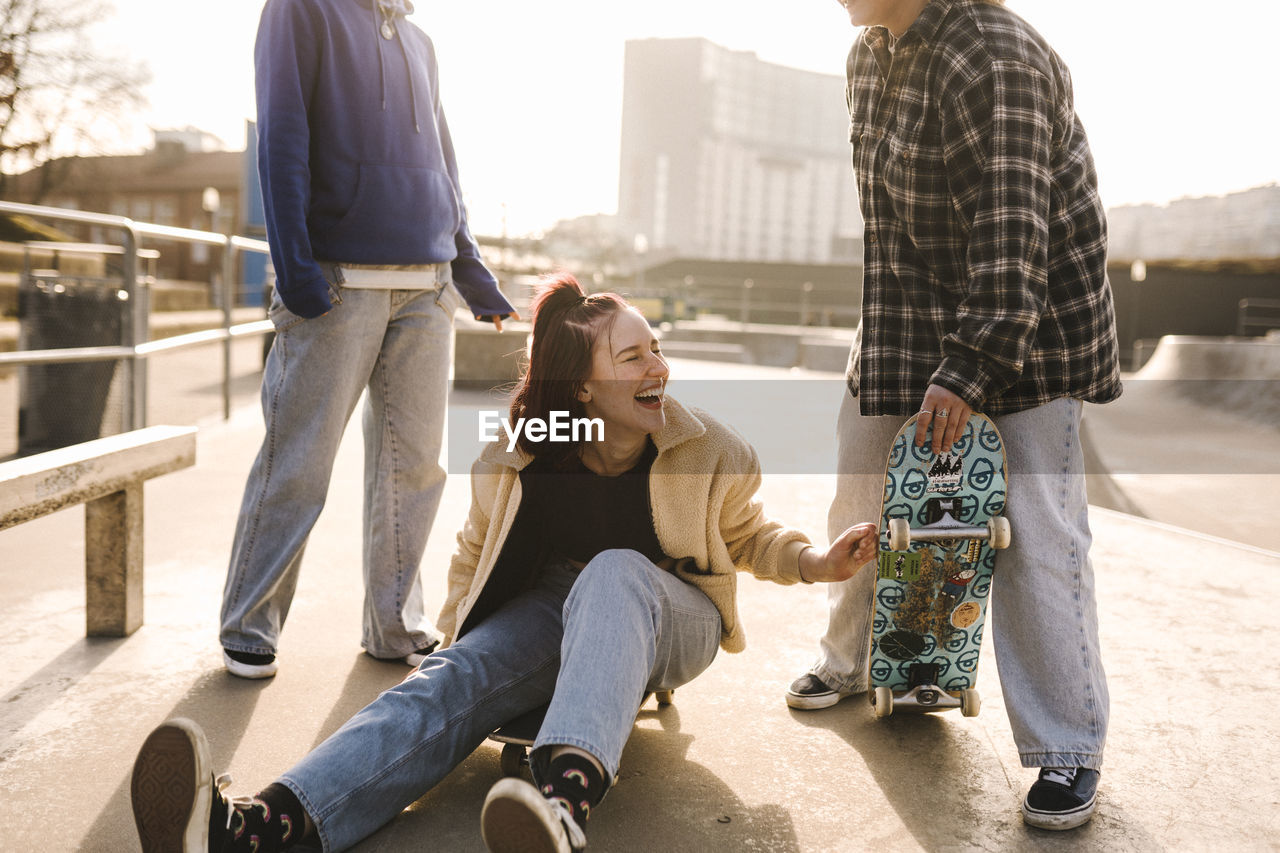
[{"x1": 617, "y1": 37, "x2": 862, "y2": 265}]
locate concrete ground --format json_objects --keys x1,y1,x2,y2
[{"x1": 2, "y1": 355, "x2": 1278, "y2": 851}]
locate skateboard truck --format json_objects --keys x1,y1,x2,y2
[
  {"x1": 887, "y1": 511, "x2": 1011, "y2": 552},
  {"x1": 871, "y1": 664, "x2": 980, "y2": 718}
]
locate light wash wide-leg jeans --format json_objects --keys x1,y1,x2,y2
[
  {"x1": 813, "y1": 392, "x2": 1109, "y2": 770},
  {"x1": 278, "y1": 551, "x2": 720, "y2": 852},
  {"x1": 220, "y1": 271, "x2": 461, "y2": 660}
]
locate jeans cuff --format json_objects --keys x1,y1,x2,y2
[
  {"x1": 221, "y1": 641, "x2": 276, "y2": 656},
  {"x1": 530, "y1": 735, "x2": 616, "y2": 785},
  {"x1": 810, "y1": 663, "x2": 867, "y2": 694},
  {"x1": 1019, "y1": 750, "x2": 1104, "y2": 771}
]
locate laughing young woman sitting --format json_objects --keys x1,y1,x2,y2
[{"x1": 130, "y1": 272, "x2": 878, "y2": 853}]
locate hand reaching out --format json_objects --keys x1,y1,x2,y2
[
  {"x1": 798, "y1": 521, "x2": 879, "y2": 583},
  {"x1": 476, "y1": 310, "x2": 521, "y2": 332}
]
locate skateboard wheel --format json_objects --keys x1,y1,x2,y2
[
  {"x1": 872, "y1": 686, "x2": 894, "y2": 718},
  {"x1": 960, "y1": 688, "x2": 981, "y2": 717},
  {"x1": 987, "y1": 516, "x2": 1011, "y2": 550},
  {"x1": 655, "y1": 689, "x2": 675, "y2": 706},
  {"x1": 888, "y1": 518, "x2": 911, "y2": 552},
  {"x1": 500, "y1": 743, "x2": 526, "y2": 777}
]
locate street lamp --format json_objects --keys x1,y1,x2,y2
[
  {"x1": 201, "y1": 187, "x2": 223, "y2": 308},
  {"x1": 801, "y1": 281, "x2": 813, "y2": 326},
  {"x1": 201, "y1": 186, "x2": 221, "y2": 233},
  {"x1": 1129, "y1": 259, "x2": 1147, "y2": 369},
  {"x1": 633, "y1": 234, "x2": 649, "y2": 293},
  {"x1": 740, "y1": 278, "x2": 754, "y2": 327}
]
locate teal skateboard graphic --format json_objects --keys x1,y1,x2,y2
[{"x1": 868, "y1": 413, "x2": 1011, "y2": 718}]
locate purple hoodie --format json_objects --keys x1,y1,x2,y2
[{"x1": 255, "y1": 0, "x2": 513, "y2": 318}]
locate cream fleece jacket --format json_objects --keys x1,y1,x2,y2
[{"x1": 436, "y1": 397, "x2": 812, "y2": 653}]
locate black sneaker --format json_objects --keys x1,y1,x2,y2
[
  {"x1": 367, "y1": 638, "x2": 440, "y2": 668},
  {"x1": 481, "y1": 777, "x2": 587, "y2": 853},
  {"x1": 223, "y1": 649, "x2": 278, "y2": 679},
  {"x1": 1022, "y1": 767, "x2": 1100, "y2": 830},
  {"x1": 785, "y1": 672, "x2": 854, "y2": 710},
  {"x1": 131, "y1": 718, "x2": 231, "y2": 852},
  {"x1": 403, "y1": 639, "x2": 440, "y2": 667}
]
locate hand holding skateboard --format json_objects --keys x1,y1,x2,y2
[{"x1": 915, "y1": 384, "x2": 973, "y2": 455}]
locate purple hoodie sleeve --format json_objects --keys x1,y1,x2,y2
[{"x1": 255, "y1": 0, "x2": 332, "y2": 318}]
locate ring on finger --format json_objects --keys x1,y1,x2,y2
[{"x1": 936, "y1": 407, "x2": 950, "y2": 418}]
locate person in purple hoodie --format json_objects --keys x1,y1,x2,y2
[{"x1": 219, "y1": 0, "x2": 515, "y2": 680}]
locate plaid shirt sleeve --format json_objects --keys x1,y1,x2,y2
[{"x1": 931, "y1": 56, "x2": 1055, "y2": 406}]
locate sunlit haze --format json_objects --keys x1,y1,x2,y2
[{"x1": 92, "y1": 0, "x2": 1278, "y2": 236}]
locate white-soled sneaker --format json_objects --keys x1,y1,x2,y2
[
  {"x1": 222, "y1": 649, "x2": 278, "y2": 679},
  {"x1": 366, "y1": 639, "x2": 439, "y2": 668},
  {"x1": 403, "y1": 640, "x2": 439, "y2": 667},
  {"x1": 1022, "y1": 767, "x2": 1100, "y2": 830},
  {"x1": 481, "y1": 777, "x2": 587, "y2": 853},
  {"x1": 131, "y1": 718, "x2": 231, "y2": 852},
  {"x1": 785, "y1": 672, "x2": 856, "y2": 710}
]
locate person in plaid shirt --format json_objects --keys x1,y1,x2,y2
[{"x1": 786, "y1": 0, "x2": 1122, "y2": 831}]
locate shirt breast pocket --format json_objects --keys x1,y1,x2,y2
[{"x1": 883, "y1": 127, "x2": 947, "y2": 222}]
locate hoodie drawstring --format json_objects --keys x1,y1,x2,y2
[{"x1": 372, "y1": 0, "x2": 420, "y2": 133}]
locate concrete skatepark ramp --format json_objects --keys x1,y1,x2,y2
[{"x1": 1134, "y1": 334, "x2": 1280, "y2": 423}]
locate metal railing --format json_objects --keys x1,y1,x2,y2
[
  {"x1": 1237, "y1": 298, "x2": 1280, "y2": 337},
  {"x1": 0, "y1": 199, "x2": 272, "y2": 431}
]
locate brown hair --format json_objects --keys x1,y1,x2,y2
[{"x1": 508, "y1": 272, "x2": 630, "y2": 459}]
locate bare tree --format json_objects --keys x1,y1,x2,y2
[{"x1": 0, "y1": 0, "x2": 149, "y2": 198}]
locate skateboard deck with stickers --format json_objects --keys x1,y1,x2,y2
[{"x1": 867, "y1": 412, "x2": 1011, "y2": 717}]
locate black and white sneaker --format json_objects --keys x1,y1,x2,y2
[
  {"x1": 481, "y1": 777, "x2": 587, "y2": 853},
  {"x1": 785, "y1": 672, "x2": 855, "y2": 710},
  {"x1": 131, "y1": 718, "x2": 232, "y2": 852},
  {"x1": 403, "y1": 640, "x2": 440, "y2": 667},
  {"x1": 366, "y1": 639, "x2": 440, "y2": 668},
  {"x1": 1022, "y1": 767, "x2": 1100, "y2": 830},
  {"x1": 223, "y1": 649, "x2": 278, "y2": 679}
]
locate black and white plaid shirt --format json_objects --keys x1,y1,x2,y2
[{"x1": 845, "y1": 0, "x2": 1122, "y2": 416}]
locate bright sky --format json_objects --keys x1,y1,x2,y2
[{"x1": 93, "y1": 0, "x2": 1279, "y2": 236}]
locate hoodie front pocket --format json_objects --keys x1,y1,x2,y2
[{"x1": 330, "y1": 163, "x2": 461, "y2": 248}]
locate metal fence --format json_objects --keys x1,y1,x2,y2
[
  {"x1": 1237, "y1": 297, "x2": 1280, "y2": 337},
  {"x1": 0, "y1": 200, "x2": 272, "y2": 448}
]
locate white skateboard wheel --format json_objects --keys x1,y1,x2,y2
[
  {"x1": 873, "y1": 686, "x2": 894, "y2": 718},
  {"x1": 888, "y1": 518, "x2": 911, "y2": 552},
  {"x1": 988, "y1": 516, "x2": 1011, "y2": 550}
]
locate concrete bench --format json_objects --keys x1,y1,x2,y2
[
  {"x1": 0, "y1": 425, "x2": 197, "y2": 637},
  {"x1": 453, "y1": 322, "x2": 529, "y2": 390}
]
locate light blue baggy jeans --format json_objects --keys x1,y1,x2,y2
[
  {"x1": 814, "y1": 393, "x2": 1109, "y2": 770},
  {"x1": 220, "y1": 266, "x2": 462, "y2": 659},
  {"x1": 278, "y1": 550, "x2": 721, "y2": 852}
]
